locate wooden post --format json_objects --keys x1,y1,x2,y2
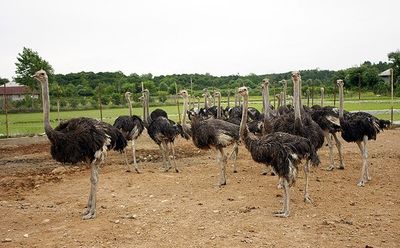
[
  {"x1": 57, "y1": 99, "x2": 60, "y2": 124},
  {"x1": 333, "y1": 83, "x2": 337, "y2": 106},
  {"x1": 227, "y1": 90, "x2": 231, "y2": 108},
  {"x1": 390, "y1": 68, "x2": 394, "y2": 124},
  {"x1": 306, "y1": 89, "x2": 310, "y2": 107},
  {"x1": 3, "y1": 83, "x2": 9, "y2": 138}
]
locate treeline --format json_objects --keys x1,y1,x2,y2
[
  {"x1": 51, "y1": 60, "x2": 395, "y2": 99},
  {"x1": 3, "y1": 47, "x2": 399, "y2": 112}
]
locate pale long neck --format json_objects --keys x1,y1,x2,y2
[
  {"x1": 293, "y1": 79, "x2": 301, "y2": 121},
  {"x1": 41, "y1": 79, "x2": 53, "y2": 134},
  {"x1": 216, "y1": 96, "x2": 221, "y2": 118},
  {"x1": 127, "y1": 97, "x2": 132, "y2": 116},
  {"x1": 204, "y1": 93, "x2": 208, "y2": 108},
  {"x1": 239, "y1": 94, "x2": 249, "y2": 138},
  {"x1": 339, "y1": 85, "x2": 344, "y2": 118},
  {"x1": 320, "y1": 90, "x2": 324, "y2": 107},
  {"x1": 182, "y1": 96, "x2": 188, "y2": 124},
  {"x1": 262, "y1": 85, "x2": 270, "y2": 119}
]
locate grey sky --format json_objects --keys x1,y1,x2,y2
[{"x1": 1, "y1": 0, "x2": 399, "y2": 80}]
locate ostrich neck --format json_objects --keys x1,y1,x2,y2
[
  {"x1": 339, "y1": 85, "x2": 344, "y2": 118},
  {"x1": 293, "y1": 79, "x2": 302, "y2": 122},
  {"x1": 127, "y1": 98, "x2": 132, "y2": 116},
  {"x1": 239, "y1": 94, "x2": 249, "y2": 139},
  {"x1": 321, "y1": 91, "x2": 324, "y2": 107},
  {"x1": 182, "y1": 96, "x2": 188, "y2": 124},
  {"x1": 262, "y1": 85, "x2": 270, "y2": 119},
  {"x1": 41, "y1": 79, "x2": 53, "y2": 135}
]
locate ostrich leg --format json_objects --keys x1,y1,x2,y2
[
  {"x1": 217, "y1": 147, "x2": 227, "y2": 186},
  {"x1": 274, "y1": 178, "x2": 290, "y2": 218},
  {"x1": 356, "y1": 139, "x2": 367, "y2": 187},
  {"x1": 325, "y1": 131, "x2": 335, "y2": 171},
  {"x1": 229, "y1": 142, "x2": 239, "y2": 173},
  {"x1": 363, "y1": 135, "x2": 371, "y2": 181},
  {"x1": 332, "y1": 133, "x2": 345, "y2": 169},
  {"x1": 158, "y1": 143, "x2": 169, "y2": 171},
  {"x1": 303, "y1": 160, "x2": 312, "y2": 203},
  {"x1": 82, "y1": 160, "x2": 100, "y2": 220},
  {"x1": 169, "y1": 143, "x2": 179, "y2": 173},
  {"x1": 122, "y1": 148, "x2": 132, "y2": 172},
  {"x1": 131, "y1": 140, "x2": 140, "y2": 173}
]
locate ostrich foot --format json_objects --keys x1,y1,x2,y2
[
  {"x1": 273, "y1": 210, "x2": 289, "y2": 218},
  {"x1": 304, "y1": 194, "x2": 313, "y2": 203},
  {"x1": 233, "y1": 169, "x2": 238, "y2": 173},
  {"x1": 276, "y1": 181, "x2": 283, "y2": 189},
  {"x1": 366, "y1": 175, "x2": 372, "y2": 181},
  {"x1": 174, "y1": 168, "x2": 180, "y2": 173},
  {"x1": 82, "y1": 206, "x2": 96, "y2": 220},
  {"x1": 357, "y1": 179, "x2": 366, "y2": 187},
  {"x1": 82, "y1": 210, "x2": 96, "y2": 220},
  {"x1": 218, "y1": 180, "x2": 226, "y2": 187},
  {"x1": 338, "y1": 164, "x2": 345, "y2": 170},
  {"x1": 134, "y1": 168, "x2": 141, "y2": 174}
]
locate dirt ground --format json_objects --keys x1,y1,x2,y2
[{"x1": 0, "y1": 129, "x2": 399, "y2": 248}]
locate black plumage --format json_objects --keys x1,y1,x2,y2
[
  {"x1": 340, "y1": 112, "x2": 389, "y2": 142},
  {"x1": 188, "y1": 110, "x2": 240, "y2": 186},
  {"x1": 113, "y1": 115, "x2": 144, "y2": 172}
]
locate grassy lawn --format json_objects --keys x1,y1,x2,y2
[{"x1": 1, "y1": 98, "x2": 399, "y2": 137}]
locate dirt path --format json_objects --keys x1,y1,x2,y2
[{"x1": 0, "y1": 130, "x2": 399, "y2": 247}]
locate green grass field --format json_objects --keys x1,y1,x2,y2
[{"x1": 1, "y1": 98, "x2": 399, "y2": 137}]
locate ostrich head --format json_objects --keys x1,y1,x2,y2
[
  {"x1": 336, "y1": 79, "x2": 344, "y2": 87},
  {"x1": 125, "y1": 91, "x2": 132, "y2": 101},
  {"x1": 33, "y1": 70, "x2": 48, "y2": 84},
  {"x1": 238, "y1": 86, "x2": 248, "y2": 97},
  {"x1": 178, "y1": 90, "x2": 189, "y2": 98},
  {"x1": 261, "y1": 78, "x2": 269, "y2": 88},
  {"x1": 291, "y1": 71, "x2": 301, "y2": 82},
  {"x1": 320, "y1": 87, "x2": 324, "y2": 93},
  {"x1": 213, "y1": 91, "x2": 221, "y2": 98}
]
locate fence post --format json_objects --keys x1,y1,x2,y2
[{"x1": 3, "y1": 83, "x2": 9, "y2": 138}]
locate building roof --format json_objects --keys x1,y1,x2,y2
[
  {"x1": 0, "y1": 84, "x2": 32, "y2": 95},
  {"x1": 378, "y1": 69, "x2": 392, "y2": 77}
]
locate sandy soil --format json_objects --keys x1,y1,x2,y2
[{"x1": 0, "y1": 129, "x2": 399, "y2": 248}]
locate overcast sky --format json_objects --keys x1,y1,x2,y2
[{"x1": 1, "y1": 0, "x2": 399, "y2": 80}]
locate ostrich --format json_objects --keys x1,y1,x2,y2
[
  {"x1": 238, "y1": 86, "x2": 319, "y2": 217},
  {"x1": 33, "y1": 70, "x2": 127, "y2": 220},
  {"x1": 335, "y1": 80, "x2": 390, "y2": 186},
  {"x1": 309, "y1": 105, "x2": 344, "y2": 170},
  {"x1": 113, "y1": 92, "x2": 144, "y2": 173},
  {"x1": 143, "y1": 89, "x2": 186, "y2": 172},
  {"x1": 183, "y1": 91, "x2": 240, "y2": 186},
  {"x1": 269, "y1": 72, "x2": 324, "y2": 199}
]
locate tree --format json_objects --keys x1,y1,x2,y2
[
  {"x1": 0, "y1": 77, "x2": 9, "y2": 86},
  {"x1": 388, "y1": 50, "x2": 400, "y2": 83},
  {"x1": 15, "y1": 47, "x2": 54, "y2": 91}
]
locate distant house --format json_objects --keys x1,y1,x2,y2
[
  {"x1": 378, "y1": 69, "x2": 393, "y2": 83},
  {"x1": 0, "y1": 82, "x2": 39, "y2": 101}
]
